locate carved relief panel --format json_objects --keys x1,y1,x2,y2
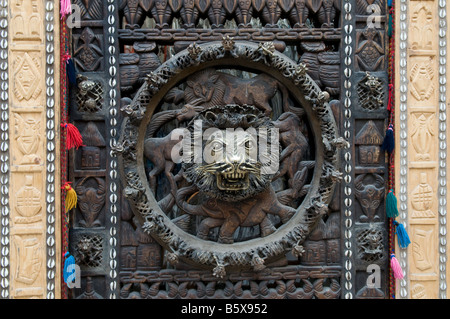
[
  {"x1": 66, "y1": 0, "x2": 392, "y2": 299},
  {"x1": 396, "y1": 0, "x2": 444, "y2": 299},
  {"x1": 10, "y1": 0, "x2": 43, "y2": 42},
  {"x1": 6, "y1": 0, "x2": 60, "y2": 299},
  {"x1": 10, "y1": 50, "x2": 44, "y2": 107}
]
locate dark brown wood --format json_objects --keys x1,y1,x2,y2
[{"x1": 67, "y1": 0, "x2": 392, "y2": 299}]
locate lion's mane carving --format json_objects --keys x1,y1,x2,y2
[{"x1": 176, "y1": 104, "x2": 297, "y2": 244}]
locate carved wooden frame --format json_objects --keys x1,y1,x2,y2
[{"x1": 118, "y1": 40, "x2": 344, "y2": 272}]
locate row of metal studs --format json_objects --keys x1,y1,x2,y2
[
  {"x1": 398, "y1": 0, "x2": 409, "y2": 299},
  {"x1": 343, "y1": 0, "x2": 354, "y2": 299},
  {"x1": 45, "y1": 0, "x2": 57, "y2": 299},
  {"x1": 107, "y1": 0, "x2": 119, "y2": 299},
  {"x1": 438, "y1": 0, "x2": 447, "y2": 300}
]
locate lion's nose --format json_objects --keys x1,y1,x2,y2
[{"x1": 226, "y1": 152, "x2": 243, "y2": 165}]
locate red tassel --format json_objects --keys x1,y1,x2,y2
[
  {"x1": 390, "y1": 254, "x2": 404, "y2": 279},
  {"x1": 387, "y1": 84, "x2": 394, "y2": 112},
  {"x1": 62, "y1": 123, "x2": 83, "y2": 150}
]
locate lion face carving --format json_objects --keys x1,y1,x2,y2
[
  {"x1": 202, "y1": 128, "x2": 257, "y2": 192},
  {"x1": 182, "y1": 104, "x2": 279, "y2": 202}
]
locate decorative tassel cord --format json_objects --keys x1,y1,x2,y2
[
  {"x1": 60, "y1": 0, "x2": 82, "y2": 297},
  {"x1": 60, "y1": 0, "x2": 72, "y2": 17},
  {"x1": 386, "y1": 0, "x2": 405, "y2": 299},
  {"x1": 60, "y1": 13, "x2": 70, "y2": 298}
]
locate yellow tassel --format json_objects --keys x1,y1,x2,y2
[{"x1": 63, "y1": 182, "x2": 77, "y2": 212}]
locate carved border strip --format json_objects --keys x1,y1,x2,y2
[
  {"x1": 120, "y1": 266, "x2": 342, "y2": 282},
  {"x1": 342, "y1": 0, "x2": 355, "y2": 299},
  {"x1": 120, "y1": 266, "x2": 342, "y2": 298},
  {"x1": 397, "y1": 0, "x2": 408, "y2": 299},
  {"x1": 107, "y1": 0, "x2": 119, "y2": 299},
  {"x1": 0, "y1": 0, "x2": 8, "y2": 300},
  {"x1": 438, "y1": 0, "x2": 447, "y2": 299},
  {"x1": 45, "y1": 0, "x2": 58, "y2": 299},
  {"x1": 118, "y1": 28, "x2": 342, "y2": 43}
]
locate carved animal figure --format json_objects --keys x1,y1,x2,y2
[
  {"x1": 273, "y1": 112, "x2": 309, "y2": 187},
  {"x1": 176, "y1": 184, "x2": 295, "y2": 243},
  {"x1": 75, "y1": 177, "x2": 106, "y2": 227},
  {"x1": 354, "y1": 174, "x2": 385, "y2": 222},
  {"x1": 182, "y1": 105, "x2": 278, "y2": 202},
  {"x1": 143, "y1": 128, "x2": 185, "y2": 194},
  {"x1": 176, "y1": 104, "x2": 203, "y2": 122},
  {"x1": 76, "y1": 236, "x2": 102, "y2": 266},
  {"x1": 307, "y1": 0, "x2": 340, "y2": 28},
  {"x1": 119, "y1": 0, "x2": 153, "y2": 28},
  {"x1": 145, "y1": 104, "x2": 203, "y2": 137},
  {"x1": 276, "y1": 167, "x2": 308, "y2": 206},
  {"x1": 182, "y1": 68, "x2": 304, "y2": 117},
  {"x1": 177, "y1": 105, "x2": 296, "y2": 243},
  {"x1": 289, "y1": 0, "x2": 309, "y2": 28}
]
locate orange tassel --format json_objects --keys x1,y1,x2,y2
[
  {"x1": 62, "y1": 182, "x2": 77, "y2": 212},
  {"x1": 62, "y1": 123, "x2": 83, "y2": 150}
]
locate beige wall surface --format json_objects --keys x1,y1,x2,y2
[
  {"x1": 396, "y1": 0, "x2": 447, "y2": 299},
  {"x1": 0, "y1": 0, "x2": 60, "y2": 299}
]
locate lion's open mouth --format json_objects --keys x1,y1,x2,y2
[{"x1": 216, "y1": 172, "x2": 250, "y2": 191}]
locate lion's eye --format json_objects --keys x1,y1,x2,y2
[
  {"x1": 245, "y1": 140, "x2": 254, "y2": 149},
  {"x1": 210, "y1": 141, "x2": 223, "y2": 152}
]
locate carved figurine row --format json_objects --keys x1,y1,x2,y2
[{"x1": 119, "y1": 0, "x2": 341, "y2": 29}]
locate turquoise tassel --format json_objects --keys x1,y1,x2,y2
[
  {"x1": 386, "y1": 189, "x2": 399, "y2": 218},
  {"x1": 63, "y1": 252, "x2": 76, "y2": 283},
  {"x1": 394, "y1": 221, "x2": 411, "y2": 248},
  {"x1": 388, "y1": 13, "x2": 393, "y2": 38}
]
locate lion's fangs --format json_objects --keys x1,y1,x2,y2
[{"x1": 217, "y1": 173, "x2": 250, "y2": 191}]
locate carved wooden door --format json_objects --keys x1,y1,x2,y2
[{"x1": 67, "y1": 0, "x2": 391, "y2": 299}]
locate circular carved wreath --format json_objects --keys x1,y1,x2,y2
[{"x1": 118, "y1": 40, "x2": 345, "y2": 276}]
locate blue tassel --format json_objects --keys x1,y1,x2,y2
[
  {"x1": 66, "y1": 58, "x2": 77, "y2": 85},
  {"x1": 386, "y1": 189, "x2": 399, "y2": 218},
  {"x1": 394, "y1": 221, "x2": 411, "y2": 249},
  {"x1": 388, "y1": 0, "x2": 393, "y2": 7},
  {"x1": 63, "y1": 252, "x2": 76, "y2": 283},
  {"x1": 381, "y1": 124, "x2": 395, "y2": 154}
]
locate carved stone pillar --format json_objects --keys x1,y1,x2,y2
[{"x1": 0, "y1": 0, "x2": 61, "y2": 298}]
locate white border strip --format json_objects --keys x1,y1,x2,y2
[
  {"x1": 438, "y1": 0, "x2": 447, "y2": 300},
  {"x1": 343, "y1": 0, "x2": 354, "y2": 299},
  {"x1": 398, "y1": 0, "x2": 409, "y2": 299},
  {"x1": 107, "y1": 0, "x2": 119, "y2": 299},
  {"x1": 0, "y1": 0, "x2": 8, "y2": 300},
  {"x1": 45, "y1": 0, "x2": 57, "y2": 299}
]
